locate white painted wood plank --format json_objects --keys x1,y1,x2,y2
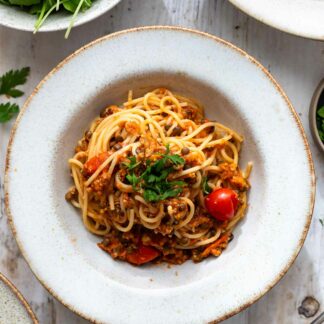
[{"x1": 0, "y1": 0, "x2": 323, "y2": 323}]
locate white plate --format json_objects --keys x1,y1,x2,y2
[
  {"x1": 229, "y1": 0, "x2": 324, "y2": 40},
  {"x1": 5, "y1": 27, "x2": 315, "y2": 324},
  {"x1": 0, "y1": 0, "x2": 121, "y2": 32},
  {"x1": 0, "y1": 273, "x2": 37, "y2": 324}
]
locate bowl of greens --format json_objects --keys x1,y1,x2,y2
[
  {"x1": 0, "y1": 0, "x2": 121, "y2": 38},
  {"x1": 309, "y1": 79, "x2": 324, "y2": 153}
]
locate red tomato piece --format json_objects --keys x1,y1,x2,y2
[
  {"x1": 126, "y1": 245, "x2": 160, "y2": 265},
  {"x1": 205, "y1": 188, "x2": 239, "y2": 221},
  {"x1": 83, "y1": 152, "x2": 110, "y2": 175}
]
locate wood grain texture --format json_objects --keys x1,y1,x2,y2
[{"x1": 0, "y1": 0, "x2": 324, "y2": 323}]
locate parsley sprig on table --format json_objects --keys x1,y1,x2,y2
[
  {"x1": 0, "y1": 67, "x2": 30, "y2": 123},
  {"x1": 124, "y1": 145, "x2": 186, "y2": 202},
  {"x1": 316, "y1": 106, "x2": 324, "y2": 142}
]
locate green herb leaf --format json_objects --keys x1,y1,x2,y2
[
  {"x1": 319, "y1": 219, "x2": 324, "y2": 227},
  {"x1": 166, "y1": 154, "x2": 184, "y2": 165},
  {"x1": 0, "y1": 67, "x2": 30, "y2": 98},
  {"x1": 8, "y1": 0, "x2": 40, "y2": 5},
  {"x1": 143, "y1": 189, "x2": 160, "y2": 202},
  {"x1": 319, "y1": 130, "x2": 324, "y2": 141},
  {"x1": 126, "y1": 173, "x2": 140, "y2": 189},
  {"x1": 202, "y1": 176, "x2": 212, "y2": 195},
  {"x1": 63, "y1": 0, "x2": 91, "y2": 12},
  {"x1": 317, "y1": 106, "x2": 324, "y2": 118},
  {"x1": 123, "y1": 156, "x2": 140, "y2": 171},
  {"x1": 159, "y1": 188, "x2": 183, "y2": 200},
  {"x1": 124, "y1": 146, "x2": 187, "y2": 202},
  {"x1": 0, "y1": 103, "x2": 19, "y2": 123}
]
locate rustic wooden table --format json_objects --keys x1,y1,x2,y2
[{"x1": 1, "y1": 1, "x2": 324, "y2": 323}]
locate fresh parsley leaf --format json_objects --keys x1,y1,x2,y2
[
  {"x1": 123, "y1": 156, "x2": 140, "y2": 171},
  {"x1": 162, "y1": 144, "x2": 185, "y2": 166},
  {"x1": 202, "y1": 176, "x2": 212, "y2": 195},
  {"x1": 124, "y1": 146, "x2": 186, "y2": 202},
  {"x1": 168, "y1": 180, "x2": 186, "y2": 187},
  {"x1": 0, "y1": 67, "x2": 30, "y2": 98},
  {"x1": 159, "y1": 188, "x2": 183, "y2": 200},
  {"x1": 126, "y1": 173, "x2": 140, "y2": 189},
  {"x1": 319, "y1": 218, "x2": 324, "y2": 227},
  {"x1": 0, "y1": 103, "x2": 19, "y2": 123},
  {"x1": 317, "y1": 106, "x2": 324, "y2": 118},
  {"x1": 143, "y1": 189, "x2": 160, "y2": 202},
  {"x1": 166, "y1": 154, "x2": 184, "y2": 165}
]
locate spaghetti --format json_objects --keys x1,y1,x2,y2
[{"x1": 66, "y1": 88, "x2": 252, "y2": 265}]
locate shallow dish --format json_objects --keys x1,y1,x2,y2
[
  {"x1": 5, "y1": 26, "x2": 315, "y2": 323},
  {"x1": 0, "y1": 0, "x2": 121, "y2": 33},
  {"x1": 229, "y1": 0, "x2": 324, "y2": 40},
  {"x1": 0, "y1": 273, "x2": 37, "y2": 324}
]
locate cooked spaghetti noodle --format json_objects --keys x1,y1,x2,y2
[{"x1": 66, "y1": 88, "x2": 252, "y2": 265}]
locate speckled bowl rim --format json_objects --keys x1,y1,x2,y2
[
  {"x1": 0, "y1": 272, "x2": 38, "y2": 324},
  {"x1": 4, "y1": 26, "x2": 315, "y2": 323},
  {"x1": 309, "y1": 79, "x2": 324, "y2": 153},
  {"x1": 228, "y1": 0, "x2": 324, "y2": 41},
  {"x1": 0, "y1": 0, "x2": 121, "y2": 33}
]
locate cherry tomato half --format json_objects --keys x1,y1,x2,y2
[
  {"x1": 126, "y1": 245, "x2": 160, "y2": 265},
  {"x1": 205, "y1": 188, "x2": 239, "y2": 221},
  {"x1": 83, "y1": 152, "x2": 110, "y2": 175}
]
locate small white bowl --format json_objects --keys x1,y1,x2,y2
[
  {"x1": 5, "y1": 27, "x2": 315, "y2": 323},
  {"x1": 0, "y1": 0, "x2": 121, "y2": 32}
]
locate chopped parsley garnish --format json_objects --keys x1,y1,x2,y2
[
  {"x1": 0, "y1": 67, "x2": 30, "y2": 123},
  {"x1": 122, "y1": 156, "x2": 140, "y2": 171},
  {"x1": 202, "y1": 176, "x2": 212, "y2": 195},
  {"x1": 124, "y1": 145, "x2": 186, "y2": 202},
  {"x1": 317, "y1": 106, "x2": 324, "y2": 142},
  {"x1": 319, "y1": 218, "x2": 324, "y2": 227}
]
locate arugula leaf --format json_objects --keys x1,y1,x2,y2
[
  {"x1": 0, "y1": 67, "x2": 30, "y2": 98},
  {"x1": 202, "y1": 176, "x2": 212, "y2": 195},
  {"x1": 319, "y1": 130, "x2": 324, "y2": 141},
  {"x1": 0, "y1": 103, "x2": 19, "y2": 123},
  {"x1": 317, "y1": 106, "x2": 324, "y2": 118},
  {"x1": 9, "y1": 0, "x2": 40, "y2": 5},
  {"x1": 63, "y1": 0, "x2": 91, "y2": 12},
  {"x1": 29, "y1": 3, "x2": 42, "y2": 14}
]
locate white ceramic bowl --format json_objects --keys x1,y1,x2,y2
[
  {"x1": 0, "y1": 273, "x2": 37, "y2": 324},
  {"x1": 5, "y1": 27, "x2": 315, "y2": 324},
  {"x1": 0, "y1": 0, "x2": 121, "y2": 32},
  {"x1": 229, "y1": 0, "x2": 324, "y2": 40}
]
